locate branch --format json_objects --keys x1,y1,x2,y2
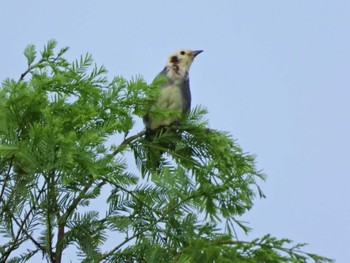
[
  {"x1": 19, "y1": 67, "x2": 33, "y2": 82},
  {"x1": 59, "y1": 180, "x2": 103, "y2": 223},
  {"x1": 1, "y1": 181, "x2": 47, "y2": 262},
  {"x1": 213, "y1": 239, "x2": 334, "y2": 262},
  {"x1": 55, "y1": 179, "x2": 103, "y2": 262},
  {"x1": 112, "y1": 130, "x2": 145, "y2": 156},
  {"x1": 98, "y1": 179, "x2": 161, "y2": 225},
  {"x1": 18, "y1": 58, "x2": 48, "y2": 82},
  {"x1": 19, "y1": 225, "x2": 48, "y2": 255},
  {"x1": 99, "y1": 191, "x2": 206, "y2": 262},
  {"x1": 0, "y1": 155, "x2": 14, "y2": 212},
  {"x1": 112, "y1": 128, "x2": 198, "y2": 168},
  {"x1": 18, "y1": 63, "x2": 38, "y2": 82},
  {"x1": 46, "y1": 174, "x2": 55, "y2": 263}
]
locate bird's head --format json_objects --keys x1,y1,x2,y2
[{"x1": 165, "y1": 49, "x2": 203, "y2": 73}]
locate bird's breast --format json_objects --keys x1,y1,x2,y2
[{"x1": 156, "y1": 85, "x2": 183, "y2": 110}]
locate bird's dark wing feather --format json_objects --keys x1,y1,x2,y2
[
  {"x1": 156, "y1": 68, "x2": 168, "y2": 81},
  {"x1": 181, "y1": 77, "x2": 191, "y2": 113}
]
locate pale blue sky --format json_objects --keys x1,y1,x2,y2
[{"x1": 1, "y1": 1, "x2": 349, "y2": 262}]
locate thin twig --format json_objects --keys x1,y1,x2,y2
[
  {"x1": 19, "y1": 68, "x2": 32, "y2": 82},
  {"x1": 99, "y1": 179, "x2": 161, "y2": 225},
  {"x1": 54, "y1": 179, "x2": 94, "y2": 261},
  {"x1": 1, "y1": 181, "x2": 47, "y2": 262},
  {"x1": 211, "y1": 239, "x2": 329, "y2": 261},
  {"x1": 112, "y1": 130, "x2": 145, "y2": 156},
  {"x1": 46, "y1": 174, "x2": 55, "y2": 263},
  {"x1": 18, "y1": 59, "x2": 46, "y2": 82},
  {"x1": 0, "y1": 155, "x2": 14, "y2": 208},
  {"x1": 99, "y1": 191, "x2": 205, "y2": 262}
]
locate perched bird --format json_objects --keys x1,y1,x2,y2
[{"x1": 144, "y1": 49, "x2": 203, "y2": 132}]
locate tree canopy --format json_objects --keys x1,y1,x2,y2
[{"x1": 0, "y1": 40, "x2": 333, "y2": 263}]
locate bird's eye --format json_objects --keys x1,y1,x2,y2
[{"x1": 180, "y1": 51, "x2": 185, "y2": 55}]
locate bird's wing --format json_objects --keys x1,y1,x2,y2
[
  {"x1": 155, "y1": 68, "x2": 167, "y2": 82},
  {"x1": 143, "y1": 68, "x2": 168, "y2": 129},
  {"x1": 181, "y1": 77, "x2": 191, "y2": 113}
]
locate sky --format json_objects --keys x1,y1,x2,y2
[{"x1": 1, "y1": 1, "x2": 349, "y2": 262}]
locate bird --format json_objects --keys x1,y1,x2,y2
[
  {"x1": 141, "y1": 49, "x2": 203, "y2": 174},
  {"x1": 143, "y1": 49, "x2": 203, "y2": 132}
]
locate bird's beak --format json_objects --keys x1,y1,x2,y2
[{"x1": 192, "y1": 50, "x2": 203, "y2": 57}]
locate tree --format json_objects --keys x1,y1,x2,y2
[{"x1": 0, "y1": 40, "x2": 333, "y2": 263}]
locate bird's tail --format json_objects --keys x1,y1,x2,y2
[
  {"x1": 142, "y1": 127, "x2": 194, "y2": 177},
  {"x1": 142, "y1": 128, "x2": 163, "y2": 176},
  {"x1": 142, "y1": 127, "x2": 177, "y2": 175}
]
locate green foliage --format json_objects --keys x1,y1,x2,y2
[{"x1": 0, "y1": 41, "x2": 333, "y2": 263}]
